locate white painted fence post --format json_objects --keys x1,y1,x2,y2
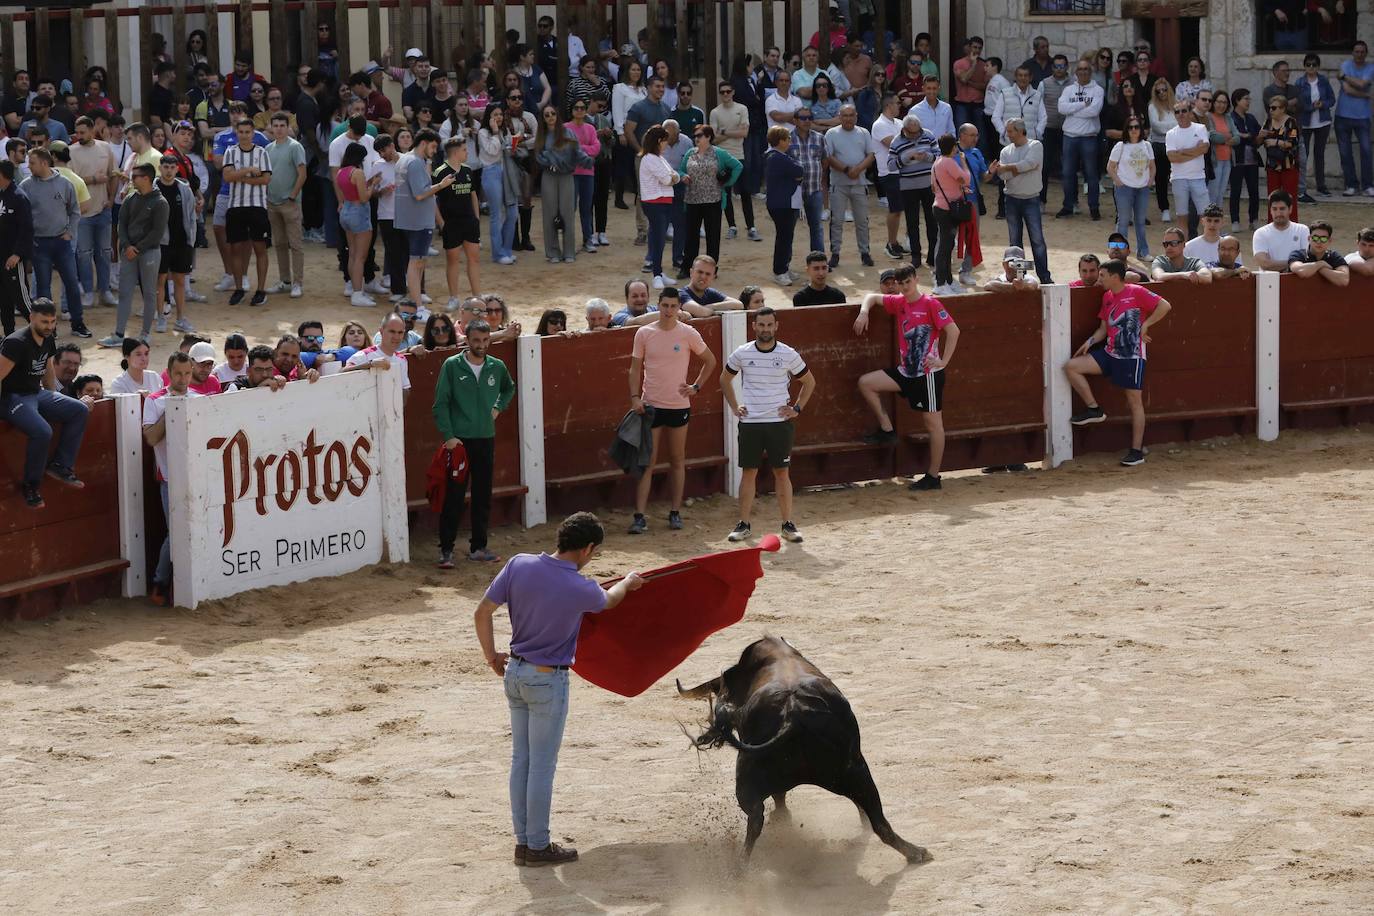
[
  {"x1": 112, "y1": 394, "x2": 146, "y2": 598},
  {"x1": 165, "y1": 395, "x2": 195, "y2": 609},
  {"x1": 374, "y1": 365, "x2": 410, "y2": 563},
  {"x1": 1041, "y1": 284, "x2": 1074, "y2": 468},
  {"x1": 1255, "y1": 272, "x2": 1280, "y2": 442},
  {"x1": 518, "y1": 335, "x2": 547, "y2": 528},
  {"x1": 721, "y1": 310, "x2": 747, "y2": 497}
]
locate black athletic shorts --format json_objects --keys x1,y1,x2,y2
[
  {"x1": 442, "y1": 219, "x2": 481, "y2": 249},
  {"x1": 884, "y1": 367, "x2": 945, "y2": 413},
  {"x1": 649, "y1": 406, "x2": 691, "y2": 428},
  {"x1": 225, "y1": 206, "x2": 271, "y2": 244},
  {"x1": 159, "y1": 243, "x2": 194, "y2": 275},
  {"x1": 738, "y1": 421, "x2": 795, "y2": 469}
]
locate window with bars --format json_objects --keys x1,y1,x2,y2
[{"x1": 1028, "y1": 0, "x2": 1107, "y2": 14}]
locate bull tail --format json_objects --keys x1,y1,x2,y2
[{"x1": 689, "y1": 699, "x2": 798, "y2": 755}]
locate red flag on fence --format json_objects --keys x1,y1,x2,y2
[{"x1": 572, "y1": 535, "x2": 782, "y2": 697}]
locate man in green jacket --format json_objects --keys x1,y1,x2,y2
[{"x1": 432, "y1": 319, "x2": 515, "y2": 568}]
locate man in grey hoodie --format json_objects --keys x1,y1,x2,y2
[
  {"x1": 19, "y1": 147, "x2": 89, "y2": 338},
  {"x1": 100, "y1": 163, "x2": 169, "y2": 348}
]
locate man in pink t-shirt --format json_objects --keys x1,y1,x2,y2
[
  {"x1": 852, "y1": 263, "x2": 960, "y2": 491},
  {"x1": 1064, "y1": 259, "x2": 1173, "y2": 467},
  {"x1": 627, "y1": 287, "x2": 718, "y2": 534}
]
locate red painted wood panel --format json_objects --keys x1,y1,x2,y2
[{"x1": 1279, "y1": 273, "x2": 1374, "y2": 410}]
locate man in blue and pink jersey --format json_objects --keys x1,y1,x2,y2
[
  {"x1": 1064, "y1": 258, "x2": 1173, "y2": 467},
  {"x1": 852, "y1": 262, "x2": 960, "y2": 491}
]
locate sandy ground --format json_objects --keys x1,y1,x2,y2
[
  {"x1": 3, "y1": 427, "x2": 1373, "y2": 914},
  {"x1": 71, "y1": 189, "x2": 1371, "y2": 382}
]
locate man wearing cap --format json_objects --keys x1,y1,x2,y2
[
  {"x1": 382, "y1": 48, "x2": 428, "y2": 89},
  {"x1": 178, "y1": 341, "x2": 223, "y2": 395},
  {"x1": 983, "y1": 246, "x2": 1041, "y2": 291}
]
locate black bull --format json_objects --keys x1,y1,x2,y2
[{"x1": 677, "y1": 637, "x2": 930, "y2": 864}]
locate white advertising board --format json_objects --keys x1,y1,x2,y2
[{"x1": 164, "y1": 368, "x2": 409, "y2": 609}]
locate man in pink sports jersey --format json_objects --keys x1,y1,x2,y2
[
  {"x1": 1064, "y1": 258, "x2": 1173, "y2": 468},
  {"x1": 852, "y1": 262, "x2": 961, "y2": 492}
]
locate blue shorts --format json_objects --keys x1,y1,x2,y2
[
  {"x1": 406, "y1": 228, "x2": 434, "y2": 258},
  {"x1": 339, "y1": 200, "x2": 372, "y2": 234},
  {"x1": 1091, "y1": 348, "x2": 1145, "y2": 390}
]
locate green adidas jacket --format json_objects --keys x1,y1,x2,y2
[{"x1": 432, "y1": 352, "x2": 515, "y2": 440}]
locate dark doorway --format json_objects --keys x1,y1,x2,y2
[{"x1": 1138, "y1": 16, "x2": 1201, "y2": 74}]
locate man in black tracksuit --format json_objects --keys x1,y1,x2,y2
[{"x1": 0, "y1": 159, "x2": 33, "y2": 335}]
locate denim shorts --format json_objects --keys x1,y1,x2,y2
[
  {"x1": 339, "y1": 201, "x2": 372, "y2": 234},
  {"x1": 406, "y1": 228, "x2": 434, "y2": 257},
  {"x1": 212, "y1": 194, "x2": 229, "y2": 227}
]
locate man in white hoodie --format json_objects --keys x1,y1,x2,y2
[{"x1": 1056, "y1": 58, "x2": 1105, "y2": 220}]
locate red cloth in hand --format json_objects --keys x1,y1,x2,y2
[{"x1": 572, "y1": 535, "x2": 781, "y2": 697}]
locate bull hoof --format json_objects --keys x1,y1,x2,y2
[{"x1": 903, "y1": 845, "x2": 933, "y2": 865}]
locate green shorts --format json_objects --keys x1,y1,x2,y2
[{"x1": 738, "y1": 421, "x2": 795, "y2": 470}]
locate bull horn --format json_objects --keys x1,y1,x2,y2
[{"x1": 676, "y1": 676, "x2": 721, "y2": 699}]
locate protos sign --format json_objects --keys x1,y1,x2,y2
[{"x1": 164, "y1": 369, "x2": 409, "y2": 608}]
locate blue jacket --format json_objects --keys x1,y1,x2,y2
[
  {"x1": 763, "y1": 147, "x2": 804, "y2": 211},
  {"x1": 1295, "y1": 76, "x2": 1337, "y2": 124},
  {"x1": 954, "y1": 145, "x2": 987, "y2": 203}
]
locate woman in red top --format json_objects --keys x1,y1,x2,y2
[
  {"x1": 335, "y1": 142, "x2": 379, "y2": 305},
  {"x1": 930, "y1": 135, "x2": 972, "y2": 295}
]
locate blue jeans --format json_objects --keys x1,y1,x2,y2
[
  {"x1": 574, "y1": 173, "x2": 595, "y2": 245},
  {"x1": 1172, "y1": 177, "x2": 1210, "y2": 235},
  {"x1": 77, "y1": 208, "x2": 113, "y2": 299},
  {"x1": 482, "y1": 163, "x2": 517, "y2": 261},
  {"x1": 504, "y1": 658, "x2": 570, "y2": 850},
  {"x1": 671, "y1": 184, "x2": 686, "y2": 268},
  {"x1": 2, "y1": 390, "x2": 89, "y2": 485},
  {"x1": 156, "y1": 480, "x2": 172, "y2": 587},
  {"x1": 953, "y1": 103, "x2": 983, "y2": 137},
  {"x1": 644, "y1": 200, "x2": 672, "y2": 276},
  {"x1": 32, "y1": 236, "x2": 83, "y2": 324},
  {"x1": 769, "y1": 207, "x2": 798, "y2": 275},
  {"x1": 801, "y1": 189, "x2": 825, "y2": 255},
  {"x1": 1208, "y1": 160, "x2": 1233, "y2": 211},
  {"x1": 1335, "y1": 116, "x2": 1373, "y2": 191},
  {"x1": 1004, "y1": 195, "x2": 1051, "y2": 284},
  {"x1": 1114, "y1": 185, "x2": 1151, "y2": 257},
  {"x1": 1061, "y1": 134, "x2": 1100, "y2": 212}
]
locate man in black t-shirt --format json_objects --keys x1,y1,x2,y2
[
  {"x1": 791, "y1": 251, "x2": 848, "y2": 307},
  {"x1": 0, "y1": 298, "x2": 90, "y2": 508},
  {"x1": 147, "y1": 62, "x2": 177, "y2": 128},
  {"x1": 433, "y1": 137, "x2": 481, "y2": 305},
  {"x1": 1288, "y1": 220, "x2": 1350, "y2": 286}
]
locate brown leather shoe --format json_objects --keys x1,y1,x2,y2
[
  {"x1": 513, "y1": 844, "x2": 527, "y2": 866},
  {"x1": 522, "y1": 843, "x2": 578, "y2": 867}
]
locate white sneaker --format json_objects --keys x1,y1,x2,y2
[
  {"x1": 748, "y1": 227, "x2": 763, "y2": 241},
  {"x1": 388, "y1": 293, "x2": 404, "y2": 303},
  {"x1": 350, "y1": 291, "x2": 377, "y2": 307},
  {"x1": 213, "y1": 273, "x2": 236, "y2": 291},
  {"x1": 1231, "y1": 221, "x2": 1240, "y2": 233},
  {"x1": 1342, "y1": 187, "x2": 1357, "y2": 197},
  {"x1": 427, "y1": 247, "x2": 439, "y2": 257},
  {"x1": 1365, "y1": 187, "x2": 1374, "y2": 197},
  {"x1": 597, "y1": 232, "x2": 610, "y2": 246},
  {"x1": 364, "y1": 279, "x2": 388, "y2": 295},
  {"x1": 775, "y1": 272, "x2": 792, "y2": 286},
  {"x1": 958, "y1": 273, "x2": 977, "y2": 288},
  {"x1": 419, "y1": 293, "x2": 432, "y2": 305},
  {"x1": 445, "y1": 297, "x2": 460, "y2": 312},
  {"x1": 666, "y1": 225, "x2": 674, "y2": 239},
  {"x1": 877, "y1": 197, "x2": 888, "y2": 208},
  {"x1": 241, "y1": 275, "x2": 250, "y2": 289},
  {"x1": 497, "y1": 255, "x2": 517, "y2": 265},
  {"x1": 102, "y1": 290, "x2": 119, "y2": 306},
  {"x1": 185, "y1": 289, "x2": 207, "y2": 303},
  {"x1": 652, "y1": 274, "x2": 666, "y2": 289},
  {"x1": 698, "y1": 226, "x2": 706, "y2": 238},
  {"x1": 343, "y1": 280, "x2": 354, "y2": 296},
  {"x1": 726, "y1": 226, "x2": 738, "y2": 239},
  {"x1": 1161, "y1": 209, "x2": 1171, "y2": 222},
  {"x1": 265, "y1": 281, "x2": 290, "y2": 294},
  {"x1": 821, "y1": 209, "x2": 830, "y2": 221},
  {"x1": 289, "y1": 284, "x2": 303, "y2": 299},
  {"x1": 81, "y1": 291, "x2": 94, "y2": 308}
]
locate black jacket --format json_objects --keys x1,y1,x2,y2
[
  {"x1": 610, "y1": 407, "x2": 656, "y2": 477},
  {"x1": 0, "y1": 181, "x2": 33, "y2": 263}
]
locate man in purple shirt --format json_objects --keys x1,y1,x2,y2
[{"x1": 475, "y1": 512, "x2": 644, "y2": 868}]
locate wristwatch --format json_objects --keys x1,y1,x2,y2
[
  {"x1": 791, "y1": 403, "x2": 803, "y2": 415},
  {"x1": 690, "y1": 383, "x2": 700, "y2": 392}
]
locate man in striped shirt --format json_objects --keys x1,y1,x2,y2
[
  {"x1": 220, "y1": 119, "x2": 273, "y2": 306},
  {"x1": 720, "y1": 307, "x2": 816, "y2": 544}
]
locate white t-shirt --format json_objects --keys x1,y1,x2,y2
[
  {"x1": 1344, "y1": 251, "x2": 1368, "y2": 267},
  {"x1": 368, "y1": 157, "x2": 398, "y2": 221},
  {"x1": 212, "y1": 362, "x2": 245, "y2": 385},
  {"x1": 1253, "y1": 221, "x2": 1310, "y2": 268},
  {"x1": 1165, "y1": 123, "x2": 1210, "y2": 181},
  {"x1": 109, "y1": 369, "x2": 163, "y2": 396},
  {"x1": 871, "y1": 115, "x2": 900, "y2": 178},
  {"x1": 344, "y1": 346, "x2": 411, "y2": 390},
  {"x1": 328, "y1": 130, "x2": 378, "y2": 170},
  {"x1": 1183, "y1": 236, "x2": 1220, "y2": 263},
  {"x1": 1108, "y1": 140, "x2": 1154, "y2": 189},
  {"x1": 725, "y1": 340, "x2": 808, "y2": 423},
  {"x1": 765, "y1": 92, "x2": 803, "y2": 134},
  {"x1": 142, "y1": 390, "x2": 203, "y2": 480}
]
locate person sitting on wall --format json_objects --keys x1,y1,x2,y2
[
  {"x1": 1342, "y1": 227, "x2": 1374, "y2": 276},
  {"x1": 983, "y1": 246, "x2": 1042, "y2": 291},
  {"x1": 1208, "y1": 236, "x2": 1252, "y2": 280},
  {"x1": 1288, "y1": 219, "x2": 1350, "y2": 286},
  {"x1": 0, "y1": 297, "x2": 90, "y2": 508},
  {"x1": 225, "y1": 344, "x2": 287, "y2": 392}
]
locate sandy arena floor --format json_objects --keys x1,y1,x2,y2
[
  {"x1": 3, "y1": 427, "x2": 1373, "y2": 914},
  {"x1": 73, "y1": 191, "x2": 1370, "y2": 382}
]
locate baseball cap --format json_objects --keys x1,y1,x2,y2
[
  {"x1": 1002, "y1": 246, "x2": 1026, "y2": 261},
  {"x1": 47, "y1": 139, "x2": 68, "y2": 154},
  {"x1": 189, "y1": 342, "x2": 217, "y2": 364},
  {"x1": 174, "y1": 120, "x2": 195, "y2": 133},
  {"x1": 363, "y1": 61, "x2": 382, "y2": 75},
  {"x1": 404, "y1": 47, "x2": 424, "y2": 60}
]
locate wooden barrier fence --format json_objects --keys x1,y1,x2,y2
[{"x1": 3, "y1": 276, "x2": 1373, "y2": 618}]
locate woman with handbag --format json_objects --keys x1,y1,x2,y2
[
  {"x1": 535, "y1": 105, "x2": 594, "y2": 263},
  {"x1": 930, "y1": 134, "x2": 972, "y2": 296},
  {"x1": 675, "y1": 125, "x2": 743, "y2": 276},
  {"x1": 1259, "y1": 95, "x2": 1301, "y2": 222}
]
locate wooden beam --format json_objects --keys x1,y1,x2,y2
[
  {"x1": 584, "y1": 2, "x2": 602, "y2": 75},
  {"x1": 70, "y1": 10, "x2": 88, "y2": 85},
  {"x1": 203, "y1": 0, "x2": 220, "y2": 75},
  {"x1": 675, "y1": 0, "x2": 687, "y2": 88},
  {"x1": 646, "y1": 0, "x2": 661, "y2": 67},
  {"x1": 171, "y1": 1, "x2": 189, "y2": 94},
  {"x1": 929, "y1": 0, "x2": 940, "y2": 72},
  {"x1": 397, "y1": 0, "x2": 414, "y2": 53},
  {"x1": 615, "y1": 0, "x2": 629, "y2": 53},
  {"x1": 367, "y1": 0, "x2": 382, "y2": 64},
  {"x1": 785, "y1": 0, "x2": 800, "y2": 65},
  {"x1": 462, "y1": 0, "x2": 479, "y2": 76},
  {"x1": 335, "y1": 0, "x2": 352, "y2": 76},
  {"x1": 731, "y1": 0, "x2": 744, "y2": 68},
  {"x1": 302, "y1": 1, "x2": 319, "y2": 74},
  {"x1": 951, "y1": 0, "x2": 968, "y2": 88},
  {"x1": 492, "y1": 0, "x2": 508, "y2": 74},
  {"x1": 104, "y1": 9, "x2": 121, "y2": 111},
  {"x1": 704, "y1": 0, "x2": 717, "y2": 109},
  {"x1": 556, "y1": 0, "x2": 571, "y2": 102},
  {"x1": 33, "y1": 10, "x2": 49, "y2": 84},
  {"x1": 817, "y1": 2, "x2": 830, "y2": 67},
  {"x1": 270, "y1": 0, "x2": 290, "y2": 86},
  {"x1": 0, "y1": 15, "x2": 14, "y2": 96},
  {"x1": 428, "y1": 0, "x2": 446, "y2": 73},
  {"x1": 524, "y1": 2, "x2": 537, "y2": 50},
  {"x1": 238, "y1": 0, "x2": 253, "y2": 60},
  {"x1": 900, "y1": 0, "x2": 913, "y2": 56},
  {"x1": 761, "y1": 0, "x2": 774, "y2": 58},
  {"x1": 1122, "y1": 0, "x2": 1207, "y2": 15},
  {"x1": 874, "y1": 0, "x2": 886, "y2": 66}
]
